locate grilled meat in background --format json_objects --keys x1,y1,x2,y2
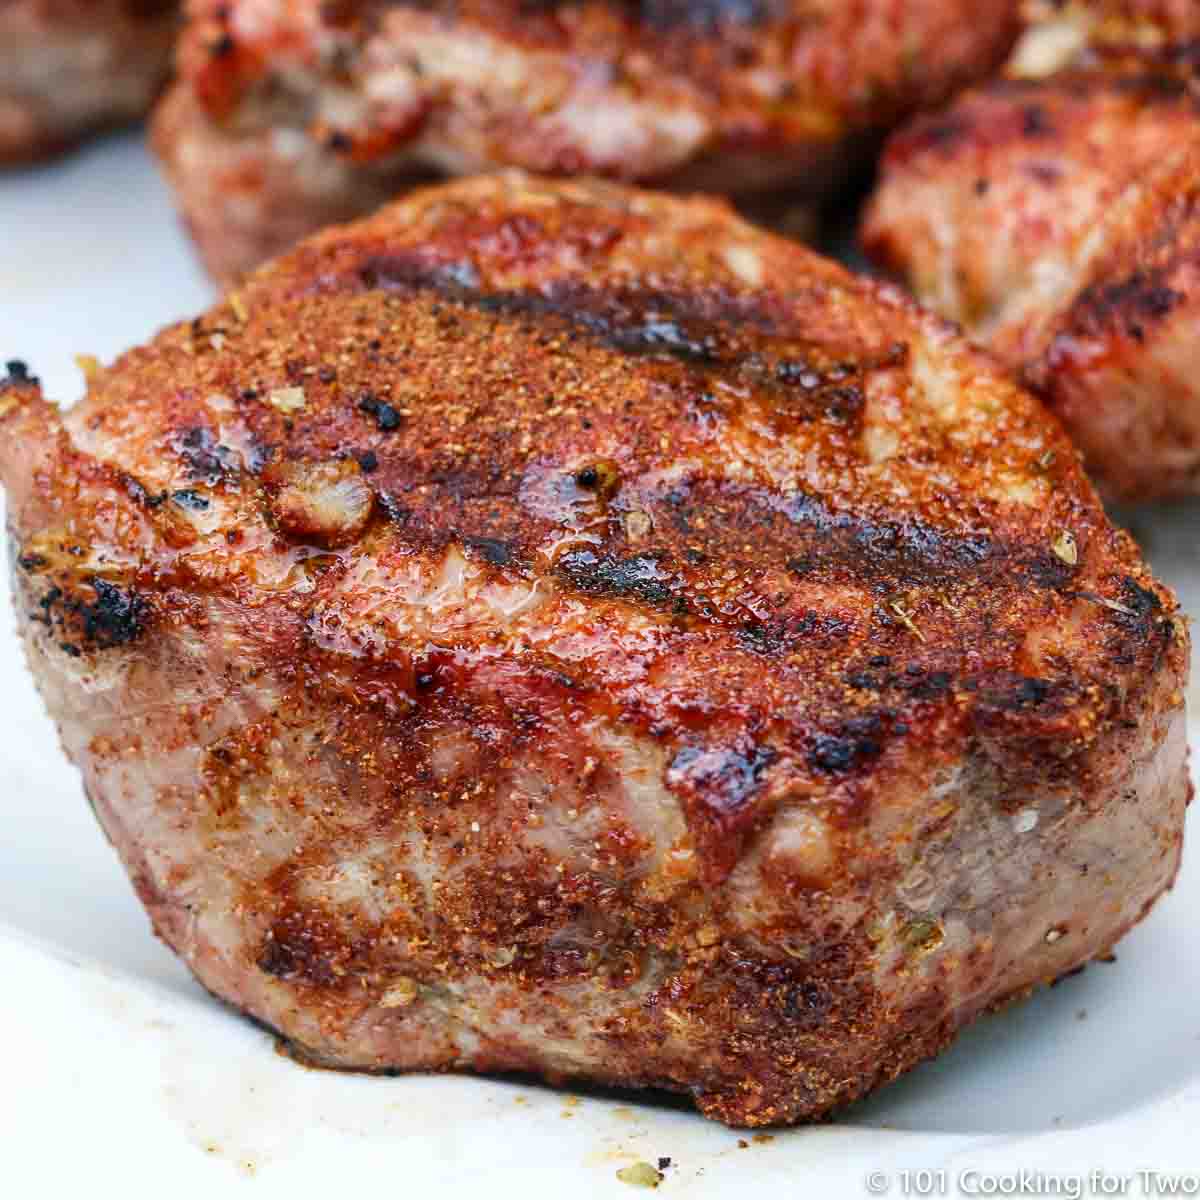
[
  {"x1": 863, "y1": 0, "x2": 1200, "y2": 502},
  {"x1": 1, "y1": 1, "x2": 178, "y2": 163},
  {"x1": 152, "y1": 0, "x2": 1022, "y2": 284},
  {"x1": 1, "y1": 174, "x2": 1189, "y2": 1127}
]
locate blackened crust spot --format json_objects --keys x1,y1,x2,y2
[
  {"x1": 356, "y1": 253, "x2": 772, "y2": 368},
  {"x1": 973, "y1": 673, "x2": 1060, "y2": 715},
  {"x1": 897, "y1": 113, "x2": 973, "y2": 157},
  {"x1": 38, "y1": 579, "x2": 148, "y2": 652},
  {"x1": 171, "y1": 489, "x2": 211, "y2": 511},
  {"x1": 464, "y1": 536, "x2": 515, "y2": 567},
  {"x1": 556, "y1": 549, "x2": 678, "y2": 608},
  {"x1": 358, "y1": 392, "x2": 404, "y2": 431},
  {"x1": 809, "y1": 716, "x2": 885, "y2": 775},
  {"x1": 668, "y1": 743, "x2": 777, "y2": 822},
  {"x1": 778, "y1": 979, "x2": 831, "y2": 1028},
  {"x1": 1012, "y1": 677, "x2": 1051, "y2": 707},
  {"x1": 175, "y1": 426, "x2": 242, "y2": 483},
  {"x1": 474, "y1": 287, "x2": 725, "y2": 365},
  {"x1": 1069, "y1": 269, "x2": 1185, "y2": 344},
  {"x1": 2, "y1": 359, "x2": 37, "y2": 389},
  {"x1": 80, "y1": 580, "x2": 147, "y2": 647},
  {"x1": 906, "y1": 670, "x2": 954, "y2": 701},
  {"x1": 257, "y1": 914, "x2": 339, "y2": 988},
  {"x1": 1021, "y1": 104, "x2": 1053, "y2": 138},
  {"x1": 122, "y1": 475, "x2": 167, "y2": 509},
  {"x1": 736, "y1": 611, "x2": 852, "y2": 657},
  {"x1": 359, "y1": 254, "x2": 481, "y2": 293},
  {"x1": 522, "y1": 0, "x2": 773, "y2": 30},
  {"x1": 1121, "y1": 577, "x2": 1162, "y2": 617},
  {"x1": 635, "y1": 0, "x2": 771, "y2": 29}
]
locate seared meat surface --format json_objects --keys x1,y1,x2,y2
[
  {"x1": 153, "y1": 0, "x2": 1020, "y2": 283},
  {"x1": 0, "y1": 1, "x2": 177, "y2": 163},
  {"x1": 1, "y1": 175, "x2": 1189, "y2": 1126},
  {"x1": 863, "y1": 2, "x2": 1200, "y2": 501}
]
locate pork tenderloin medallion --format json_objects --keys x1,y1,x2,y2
[
  {"x1": 1, "y1": 175, "x2": 1190, "y2": 1127},
  {"x1": 863, "y1": 1, "x2": 1200, "y2": 502},
  {"x1": 152, "y1": 0, "x2": 1022, "y2": 283},
  {"x1": 0, "y1": 1, "x2": 178, "y2": 163}
]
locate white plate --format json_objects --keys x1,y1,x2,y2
[{"x1": 3, "y1": 135, "x2": 1199, "y2": 1198}]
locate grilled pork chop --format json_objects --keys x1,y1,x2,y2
[
  {"x1": 1, "y1": 175, "x2": 1189, "y2": 1126},
  {"x1": 0, "y1": 1, "x2": 177, "y2": 163},
  {"x1": 152, "y1": 0, "x2": 1021, "y2": 283},
  {"x1": 863, "y1": 2, "x2": 1200, "y2": 501}
]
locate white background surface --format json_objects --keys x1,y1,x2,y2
[{"x1": 2, "y1": 134, "x2": 1199, "y2": 1197}]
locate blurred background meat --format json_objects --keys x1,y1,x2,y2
[
  {"x1": 153, "y1": 0, "x2": 1022, "y2": 283},
  {"x1": 863, "y1": 0, "x2": 1200, "y2": 501},
  {"x1": 0, "y1": 1, "x2": 178, "y2": 163}
]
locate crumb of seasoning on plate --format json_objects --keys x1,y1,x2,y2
[
  {"x1": 268, "y1": 386, "x2": 306, "y2": 414},
  {"x1": 74, "y1": 353, "x2": 101, "y2": 382},
  {"x1": 616, "y1": 1162, "x2": 664, "y2": 1188}
]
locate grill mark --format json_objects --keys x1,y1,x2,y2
[
  {"x1": 356, "y1": 471, "x2": 1072, "y2": 630},
  {"x1": 1048, "y1": 187, "x2": 1200, "y2": 356},
  {"x1": 293, "y1": 254, "x2": 1068, "y2": 631},
  {"x1": 663, "y1": 477, "x2": 1074, "y2": 595},
  {"x1": 529, "y1": 476, "x2": 1075, "y2": 643},
  {"x1": 555, "y1": 549, "x2": 680, "y2": 609},
  {"x1": 479, "y1": 290, "x2": 724, "y2": 365},
  {"x1": 351, "y1": 252, "x2": 894, "y2": 433},
  {"x1": 1067, "y1": 230, "x2": 1189, "y2": 321},
  {"x1": 539, "y1": 477, "x2": 1075, "y2": 648},
  {"x1": 488, "y1": 0, "x2": 776, "y2": 30},
  {"x1": 463, "y1": 535, "x2": 515, "y2": 567},
  {"x1": 895, "y1": 71, "x2": 1200, "y2": 168},
  {"x1": 632, "y1": 0, "x2": 772, "y2": 30},
  {"x1": 355, "y1": 252, "x2": 885, "y2": 372},
  {"x1": 989, "y1": 71, "x2": 1200, "y2": 109},
  {"x1": 359, "y1": 253, "x2": 763, "y2": 366},
  {"x1": 1062, "y1": 266, "x2": 1188, "y2": 344}
]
